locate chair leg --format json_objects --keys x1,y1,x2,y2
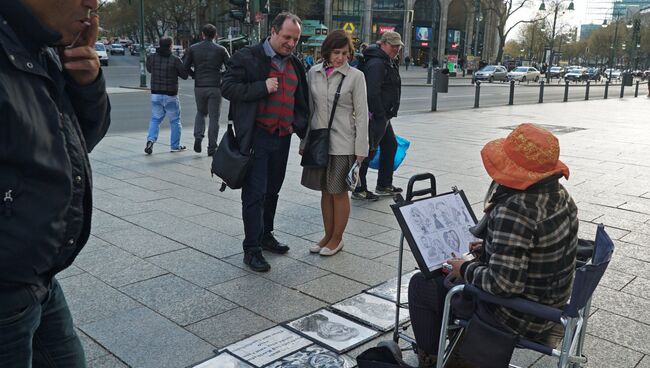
[
  {"x1": 558, "y1": 317, "x2": 578, "y2": 368},
  {"x1": 572, "y1": 299, "x2": 593, "y2": 367}
]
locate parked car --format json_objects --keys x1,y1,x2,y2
[
  {"x1": 507, "y1": 66, "x2": 541, "y2": 82},
  {"x1": 604, "y1": 68, "x2": 622, "y2": 80},
  {"x1": 585, "y1": 68, "x2": 602, "y2": 81},
  {"x1": 94, "y1": 42, "x2": 109, "y2": 66},
  {"x1": 110, "y1": 44, "x2": 125, "y2": 55},
  {"x1": 473, "y1": 65, "x2": 508, "y2": 82},
  {"x1": 564, "y1": 68, "x2": 588, "y2": 82},
  {"x1": 547, "y1": 66, "x2": 566, "y2": 78}
]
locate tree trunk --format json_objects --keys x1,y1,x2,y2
[{"x1": 495, "y1": 31, "x2": 506, "y2": 63}]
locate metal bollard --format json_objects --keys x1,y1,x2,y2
[
  {"x1": 604, "y1": 81, "x2": 609, "y2": 99},
  {"x1": 431, "y1": 70, "x2": 438, "y2": 112},
  {"x1": 635, "y1": 80, "x2": 639, "y2": 97},
  {"x1": 539, "y1": 81, "x2": 544, "y2": 103},
  {"x1": 508, "y1": 80, "x2": 515, "y2": 105},
  {"x1": 585, "y1": 81, "x2": 590, "y2": 100},
  {"x1": 474, "y1": 81, "x2": 481, "y2": 108},
  {"x1": 620, "y1": 80, "x2": 625, "y2": 98},
  {"x1": 563, "y1": 81, "x2": 569, "y2": 102}
]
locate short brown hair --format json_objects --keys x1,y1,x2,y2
[
  {"x1": 320, "y1": 30, "x2": 354, "y2": 64},
  {"x1": 271, "y1": 12, "x2": 302, "y2": 33}
]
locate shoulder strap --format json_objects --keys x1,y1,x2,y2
[{"x1": 327, "y1": 75, "x2": 346, "y2": 130}]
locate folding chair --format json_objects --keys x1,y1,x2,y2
[{"x1": 436, "y1": 224, "x2": 615, "y2": 368}]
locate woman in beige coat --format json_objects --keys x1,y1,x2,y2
[{"x1": 300, "y1": 30, "x2": 369, "y2": 256}]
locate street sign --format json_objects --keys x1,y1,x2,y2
[{"x1": 343, "y1": 22, "x2": 355, "y2": 34}]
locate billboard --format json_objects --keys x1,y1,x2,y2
[{"x1": 415, "y1": 27, "x2": 432, "y2": 41}]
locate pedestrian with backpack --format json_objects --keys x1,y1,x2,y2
[{"x1": 352, "y1": 31, "x2": 403, "y2": 200}]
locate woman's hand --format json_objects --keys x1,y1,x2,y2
[
  {"x1": 356, "y1": 155, "x2": 365, "y2": 164},
  {"x1": 469, "y1": 240, "x2": 483, "y2": 258},
  {"x1": 299, "y1": 148, "x2": 304, "y2": 156}
]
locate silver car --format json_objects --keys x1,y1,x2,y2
[{"x1": 474, "y1": 65, "x2": 508, "y2": 82}]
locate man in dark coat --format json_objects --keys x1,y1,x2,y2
[
  {"x1": 352, "y1": 31, "x2": 403, "y2": 201},
  {"x1": 184, "y1": 23, "x2": 230, "y2": 156},
  {"x1": 0, "y1": 0, "x2": 111, "y2": 365},
  {"x1": 221, "y1": 12, "x2": 309, "y2": 272}
]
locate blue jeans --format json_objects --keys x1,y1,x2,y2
[
  {"x1": 147, "y1": 94, "x2": 183, "y2": 149},
  {"x1": 0, "y1": 278, "x2": 86, "y2": 367},
  {"x1": 241, "y1": 128, "x2": 291, "y2": 251}
]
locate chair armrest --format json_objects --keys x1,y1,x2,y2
[{"x1": 463, "y1": 284, "x2": 564, "y2": 323}]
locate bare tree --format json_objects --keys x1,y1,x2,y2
[{"x1": 482, "y1": 0, "x2": 545, "y2": 63}]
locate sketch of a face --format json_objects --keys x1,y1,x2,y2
[
  {"x1": 444, "y1": 230, "x2": 461, "y2": 252},
  {"x1": 435, "y1": 202, "x2": 455, "y2": 226},
  {"x1": 339, "y1": 295, "x2": 392, "y2": 322},
  {"x1": 410, "y1": 207, "x2": 432, "y2": 234},
  {"x1": 308, "y1": 352, "x2": 345, "y2": 367},
  {"x1": 295, "y1": 314, "x2": 359, "y2": 342}
]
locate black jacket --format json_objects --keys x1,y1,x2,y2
[
  {"x1": 183, "y1": 40, "x2": 230, "y2": 88},
  {"x1": 146, "y1": 48, "x2": 188, "y2": 95},
  {"x1": 362, "y1": 45, "x2": 401, "y2": 122},
  {"x1": 221, "y1": 42, "x2": 309, "y2": 153},
  {"x1": 0, "y1": 6, "x2": 111, "y2": 288}
]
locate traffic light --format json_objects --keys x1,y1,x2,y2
[{"x1": 229, "y1": 0, "x2": 249, "y2": 23}]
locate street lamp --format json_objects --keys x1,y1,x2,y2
[
  {"x1": 602, "y1": 7, "x2": 623, "y2": 80},
  {"x1": 539, "y1": 0, "x2": 574, "y2": 81}
]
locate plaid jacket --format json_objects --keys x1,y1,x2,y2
[
  {"x1": 146, "y1": 51, "x2": 188, "y2": 96},
  {"x1": 463, "y1": 180, "x2": 578, "y2": 341}
]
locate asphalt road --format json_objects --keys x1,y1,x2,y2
[{"x1": 103, "y1": 55, "x2": 644, "y2": 134}]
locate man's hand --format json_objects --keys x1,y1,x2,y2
[
  {"x1": 356, "y1": 155, "x2": 366, "y2": 164},
  {"x1": 59, "y1": 15, "x2": 100, "y2": 86},
  {"x1": 266, "y1": 77, "x2": 279, "y2": 94},
  {"x1": 447, "y1": 255, "x2": 467, "y2": 279}
]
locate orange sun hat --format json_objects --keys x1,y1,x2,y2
[{"x1": 481, "y1": 123, "x2": 570, "y2": 190}]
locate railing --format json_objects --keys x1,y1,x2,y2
[{"x1": 429, "y1": 69, "x2": 649, "y2": 112}]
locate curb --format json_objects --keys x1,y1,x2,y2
[{"x1": 119, "y1": 85, "x2": 151, "y2": 91}]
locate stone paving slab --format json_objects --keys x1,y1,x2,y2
[
  {"x1": 119, "y1": 274, "x2": 236, "y2": 326},
  {"x1": 80, "y1": 307, "x2": 215, "y2": 368},
  {"x1": 208, "y1": 275, "x2": 326, "y2": 323},
  {"x1": 62, "y1": 97, "x2": 650, "y2": 367}
]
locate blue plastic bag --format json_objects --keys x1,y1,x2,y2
[{"x1": 369, "y1": 135, "x2": 410, "y2": 170}]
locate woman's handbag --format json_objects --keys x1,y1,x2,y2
[
  {"x1": 211, "y1": 124, "x2": 253, "y2": 192},
  {"x1": 300, "y1": 75, "x2": 346, "y2": 168},
  {"x1": 368, "y1": 134, "x2": 410, "y2": 171}
]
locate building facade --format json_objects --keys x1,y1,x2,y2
[{"x1": 325, "y1": 0, "x2": 499, "y2": 65}]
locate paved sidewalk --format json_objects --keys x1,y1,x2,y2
[{"x1": 65, "y1": 96, "x2": 650, "y2": 367}]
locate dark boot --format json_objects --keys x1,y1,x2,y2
[
  {"x1": 243, "y1": 249, "x2": 270, "y2": 272},
  {"x1": 260, "y1": 233, "x2": 289, "y2": 254},
  {"x1": 417, "y1": 350, "x2": 437, "y2": 368}
]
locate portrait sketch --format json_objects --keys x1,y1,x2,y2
[
  {"x1": 266, "y1": 345, "x2": 355, "y2": 368},
  {"x1": 226, "y1": 326, "x2": 311, "y2": 367},
  {"x1": 287, "y1": 309, "x2": 378, "y2": 353},
  {"x1": 192, "y1": 352, "x2": 252, "y2": 368},
  {"x1": 395, "y1": 191, "x2": 477, "y2": 274},
  {"x1": 366, "y1": 270, "x2": 419, "y2": 303},
  {"x1": 332, "y1": 293, "x2": 410, "y2": 331}
]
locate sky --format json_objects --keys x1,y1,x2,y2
[{"x1": 506, "y1": 0, "x2": 616, "y2": 40}]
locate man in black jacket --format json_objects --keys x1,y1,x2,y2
[
  {"x1": 353, "y1": 31, "x2": 403, "y2": 201},
  {"x1": 145, "y1": 36, "x2": 189, "y2": 154},
  {"x1": 0, "y1": 0, "x2": 111, "y2": 366},
  {"x1": 222, "y1": 12, "x2": 309, "y2": 272},
  {"x1": 184, "y1": 24, "x2": 230, "y2": 156}
]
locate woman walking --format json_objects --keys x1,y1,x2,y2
[{"x1": 301, "y1": 30, "x2": 369, "y2": 256}]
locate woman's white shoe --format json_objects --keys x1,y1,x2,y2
[
  {"x1": 319, "y1": 241, "x2": 344, "y2": 256},
  {"x1": 309, "y1": 244, "x2": 322, "y2": 253}
]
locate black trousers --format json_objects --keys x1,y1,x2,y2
[
  {"x1": 359, "y1": 120, "x2": 397, "y2": 191},
  {"x1": 408, "y1": 272, "x2": 503, "y2": 356}
]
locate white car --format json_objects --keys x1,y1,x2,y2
[
  {"x1": 95, "y1": 42, "x2": 109, "y2": 66},
  {"x1": 604, "y1": 68, "x2": 621, "y2": 80},
  {"x1": 507, "y1": 66, "x2": 541, "y2": 82}
]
